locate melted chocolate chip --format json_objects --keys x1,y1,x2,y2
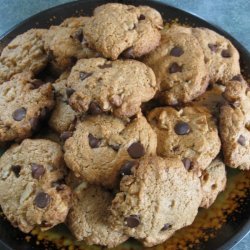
[
  {"x1": 98, "y1": 63, "x2": 112, "y2": 69},
  {"x1": 174, "y1": 122, "x2": 190, "y2": 135},
  {"x1": 60, "y1": 131, "x2": 73, "y2": 141},
  {"x1": 79, "y1": 72, "x2": 92, "y2": 81},
  {"x1": 66, "y1": 88, "x2": 75, "y2": 98},
  {"x1": 161, "y1": 223, "x2": 172, "y2": 231},
  {"x1": 221, "y1": 49, "x2": 231, "y2": 58},
  {"x1": 12, "y1": 108, "x2": 26, "y2": 121},
  {"x1": 11, "y1": 165, "x2": 21, "y2": 177},
  {"x1": 31, "y1": 163, "x2": 45, "y2": 179},
  {"x1": 182, "y1": 158, "x2": 192, "y2": 171},
  {"x1": 237, "y1": 135, "x2": 246, "y2": 146},
  {"x1": 127, "y1": 142, "x2": 145, "y2": 159},
  {"x1": 170, "y1": 47, "x2": 184, "y2": 57},
  {"x1": 169, "y1": 63, "x2": 182, "y2": 73},
  {"x1": 88, "y1": 102, "x2": 102, "y2": 115},
  {"x1": 120, "y1": 161, "x2": 138, "y2": 176},
  {"x1": 208, "y1": 43, "x2": 218, "y2": 52},
  {"x1": 88, "y1": 134, "x2": 101, "y2": 148},
  {"x1": 125, "y1": 215, "x2": 140, "y2": 228},
  {"x1": 29, "y1": 117, "x2": 40, "y2": 131},
  {"x1": 231, "y1": 74, "x2": 242, "y2": 82},
  {"x1": 34, "y1": 192, "x2": 51, "y2": 208},
  {"x1": 138, "y1": 14, "x2": 145, "y2": 20}
]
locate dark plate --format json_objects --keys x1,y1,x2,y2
[{"x1": 0, "y1": 0, "x2": 250, "y2": 249}]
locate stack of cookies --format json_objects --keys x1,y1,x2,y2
[{"x1": 0, "y1": 3, "x2": 248, "y2": 248}]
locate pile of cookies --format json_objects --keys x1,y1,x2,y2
[{"x1": 0, "y1": 3, "x2": 248, "y2": 248}]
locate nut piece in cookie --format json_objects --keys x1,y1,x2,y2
[
  {"x1": 0, "y1": 139, "x2": 71, "y2": 233},
  {"x1": 67, "y1": 58, "x2": 157, "y2": 118},
  {"x1": 109, "y1": 156, "x2": 202, "y2": 247},
  {"x1": 64, "y1": 115, "x2": 157, "y2": 188},
  {"x1": 83, "y1": 3, "x2": 163, "y2": 60},
  {"x1": 147, "y1": 106, "x2": 221, "y2": 172},
  {"x1": 0, "y1": 73, "x2": 54, "y2": 142},
  {"x1": 67, "y1": 182, "x2": 128, "y2": 247},
  {"x1": 0, "y1": 29, "x2": 48, "y2": 84}
]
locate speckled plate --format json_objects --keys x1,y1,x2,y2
[{"x1": 0, "y1": 0, "x2": 250, "y2": 249}]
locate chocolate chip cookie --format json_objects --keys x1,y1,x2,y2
[
  {"x1": 0, "y1": 73, "x2": 54, "y2": 142},
  {"x1": 200, "y1": 159, "x2": 227, "y2": 208},
  {"x1": 64, "y1": 115, "x2": 157, "y2": 187},
  {"x1": 67, "y1": 182, "x2": 128, "y2": 247},
  {"x1": 147, "y1": 106, "x2": 221, "y2": 172},
  {"x1": 143, "y1": 26, "x2": 208, "y2": 105},
  {"x1": 0, "y1": 139, "x2": 71, "y2": 233},
  {"x1": 109, "y1": 156, "x2": 202, "y2": 247},
  {"x1": 0, "y1": 29, "x2": 48, "y2": 84},
  {"x1": 67, "y1": 58, "x2": 157, "y2": 118},
  {"x1": 82, "y1": 3, "x2": 163, "y2": 60}
]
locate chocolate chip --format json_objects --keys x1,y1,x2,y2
[
  {"x1": 31, "y1": 163, "x2": 45, "y2": 179},
  {"x1": 98, "y1": 63, "x2": 112, "y2": 69},
  {"x1": 208, "y1": 43, "x2": 218, "y2": 52},
  {"x1": 170, "y1": 47, "x2": 184, "y2": 57},
  {"x1": 12, "y1": 107, "x2": 26, "y2": 121},
  {"x1": 161, "y1": 223, "x2": 172, "y2": 231},
  {"x1": 110, "y1": 144, "x2": 120, "y2": 151},
  {"x1": 127, "y1": 142, "x2": 145, "y2": 159},
  {"x1": 73, "y1": 29, "x2": 83, "y2": 42},
  {"x1": 221, "y1": 49, "x2": 231, "y2": 58},
  {"x1": 34, "y1": 192, "x2": 50, "y2": 208},
  {"x1": 29, "y1": 117, "x2": 40, "y2": 131},
  {"x1": 88, "y1": 133, "x2": 101, "y2": 148},
  {"x1": 125, "y1": 215, "x2": 140, "y2": 228},
  {"x1": 138, "y1": 14, "x2": 145, "y2": 20},
  {"x1": 231, "y1": 74, "x2": 242, "y2": 81},
  {"x1": 237, "y1": 135, "x2": 246, "y2": 146},
  {"x1": 66, "y1": 88, "x2": 75, "y2": 98},
  {"x1": 79, "y1": 72, "x2": 92, "y2": 81},
  {"x1": 60, "y1": 131, "x2": 73, "y2": 141},
  {"x1": 169, "y1": 63, "x2": 182, "y2": 73},
  {"x1": 174, "y1": 122, "x2": 190, "y2": 135},
  {"x1": 11, "y1": 165, "x2": 21, "y2": 177},
  {"x1": 120, "y1": 161, "x2": 138, "y2": 176},
  {"x1": 31, "y1": 79, "x2": 44, "y2": 89},
  {"x1": 182, "y1": 158, "x2": 192, "y2": 171},
  {"x1": 88, "y1": 102, "x2": 102, "y2": 115}
]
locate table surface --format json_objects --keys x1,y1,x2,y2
[{"x1": 0, "y1": 0, "x2": 249, "y2": 249}]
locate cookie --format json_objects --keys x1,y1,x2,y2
[
  {"x1": 0, "y1": 29, "x2": 48, "y2": 84},
  {"x1": 67, "y1": 58, "x2": 157, "y2": 118},
  {"x1": 147, "y1": 106, "x2": 221, "y2": 172},
  {"x1": 67, "y1": 182, "x2": 128, "y2": 247},
  {"x1": 143, "y1": 26, "x2": 208, "y2": 105},
  {"x1": 82, "y1": 3, "x2": 163, "y2": 60},
  {"x1": 220, "y1": 80, "x2": 250, "y2": 170},
  {"x1": 200, "y1": 159, "x2": 227, "y2": 208},
  {"x1": 0, "y1": 139, "x2": 71, "y2": 233},
  {"x1": 0, "y1": 73, "x2": 54, "y2": 142},
  {"x1": 48, "y1": 72, "x2": 77, "y2": 134},
  {"x1": 59, "y1": 16, "x2": 90, "y2": 28},
  {"x1": 109, "y1": 156, "x2": 202, "y2": 247},
  {"x1": 64, "y1": 115, "x2": 157, "y2": 187}
]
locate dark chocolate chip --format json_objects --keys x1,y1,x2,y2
[
  {"x1": 31, "y1": 163, "x2": 45, "y2": 179},
  {"x1": 221, "y1": 49, "x2": 231, "y2": 58},
  {"x1": 127, "y1": 142, "x2": 145, "y2": 159},
  {"x1": 31, "y1": 79, "x2": 44, "y2": 89},
  {"x1": 138, "y1": 14, "x2": 146, "y2": 20},
  {"x1": 169, "y1": 63, "x2": 182, "y2": 73},
  {"x1": 119, "y1": 161, "x2": 138, "y2": 176},
  {"x1": 88, "y1": 133, "x2": 101, "y2": 148},
  {"x1": 110, "y1": 144, "x2": 120, "y2": 151},
  {"x1": 88, "y1": 102, "x2": 102, "y2": 115},
  {"x1": 79, "y1": 72, "x2": 92, "y2": 81},
  {"x1": 231, "y1": 74, "x2": 242, "y2": 82},
  {"x1": 60, "y1": 131, "x2": 73, "y2": 141},
  {"x1": 182, "y1": 158, "x2": 192, "y2": 171},
  {"x1": 237, "y1": 135, "x2": 246, "y2": 146},
  {"x1": 174, "y1": 122, "x2": 190, "y2": 135},
  {"x1": 170, "y1": 47, "x2": 184, "y2": 57},
  {"x1": 98, "y1": 63, "x2": 112, "y2": 69},
  {"x1": 161, "y1": 223, "x2": 172, "y2": 231},
  {"x1": 12, "y1": 107, "x2": 26, "y2": 121},
  {"x1": 125, "y1": 215, "x2": 140, "y2": 228},
  {"x1": 34, "y1": 192, "x2": 51, "y2": 208},
  {"x1": 11, "y1": 165, "x2": 21, "y2": 177},
  {"x1": 66, "y1": 88, "x2": 75, "y2": 98},
  {"x1": 29, "y1": 117, "x2": 40, "y2": 131},
  {"x1": 208, "y1": 43, "x2": 218, "y2": 52}
]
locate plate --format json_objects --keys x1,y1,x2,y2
[{"x1": 0, "y1": 0, "x2": 250, "y2": 249}]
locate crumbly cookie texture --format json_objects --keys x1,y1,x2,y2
[
  {"x1": 147, "y1": 106, "x2": 221, "y2": 172},
  {"x1": 143, "y1": 26, "x2": 208, "y2": 105},
  {"x1": 0, "y1": 139, "x2": 71, "y2": 233},
  {"x1": 67, "y1": 182, "x2": 128, "y2": 247},
  {"x1": 109, "y1": 156, "x2": 202, "y2": 247},
  {"x1": 59, "y1": 16, "x2": 91, "y2": 28},
  {"x1": 64, "y1": 115, "x2": 157, "y2": 188},
  {"x1": 200, "y1": 159, "x2": 227, "y2": 208},
  {"x1": 0, "y1": 73, "x2": 54, "y2": 142},
  {"x1": 220, "y1": 79, "x2": 250, "y2": 170},
  {"x1": 82, "y1": 3, "x2": 163, "y2": 60},
  {"x1": 0, "y1": 29, "x2": 48, "y2": 84},
  {"x1": 67, "y1": 58, "x2": 157, "y2": 118}
]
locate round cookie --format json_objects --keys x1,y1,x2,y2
[
  {"x1": 0, "y1": 139, "x2": 71, "y2": 233},
  {"x1": 67, "y1": 58, "x2": 157, "y2": 118},
  {"x1": 200, "y1": 159, "x2": 227, "y2": 208},
  {"x1": 0, "y1": 29, "x2": 48, "y2": 84},
  {"x1": 147, "y1": 106, "x2": 221, "y2": 172},
  {"x1": 82, "y1": 3, "x2": 163, "y2": 60},
  {"x1": 109, "y1": 156, "x2": 202, "y2": 247},
  {"x1": 67, "y1": 182, "x2": 128, "y2": 247},
  {"x1": 143, "y1": 26, "x2": 208, "y2": 105},
  {"x1": 220, "y1": 80, "x2": 250, "y2": 170},
  {"x1": 64, "y1": 115, "x2": 157, "y2": 188},
  {"x1": 59, "y1": 16, "x2": 90, "y2": 28},
  {"x1": 0, "y1": 73, "x2": 55, "y2": 142}
]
